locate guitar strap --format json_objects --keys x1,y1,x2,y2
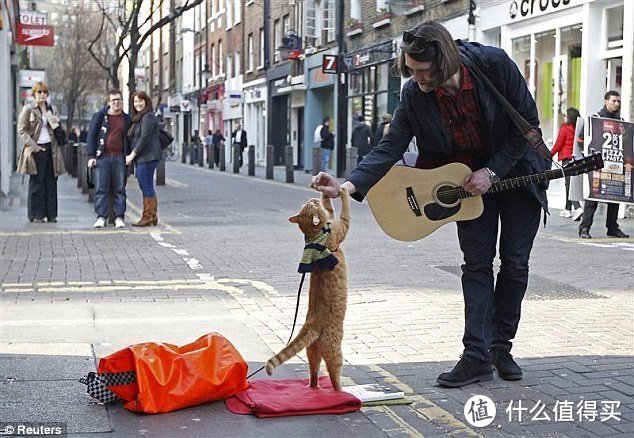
[{"x1": 466, "y1": 61, "x2": 553, "y2": 162}]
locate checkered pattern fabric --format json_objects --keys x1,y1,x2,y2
[{"x1": 79, "y1": 371, "x2": 136, "y2": 404}]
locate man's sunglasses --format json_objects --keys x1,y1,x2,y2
[{"x1": 402, "y1": 30, "x2": 431, "y2": 51}]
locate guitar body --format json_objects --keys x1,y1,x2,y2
[{"x1": 367, "y1": 163, "x2": 483, "y2": 241}]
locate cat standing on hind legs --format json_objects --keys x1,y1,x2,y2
[{"x1": 265, "y1": 187, "x2": 350, "y2": 391}]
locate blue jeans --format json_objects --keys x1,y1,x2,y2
[
  {"x1": 94, "y1": 155, "x2": 127, "y2": 218},
  {"x1": 320, "y1": 148, "x2": 332, "y2": 172},
  {"x1": 456, "y1": 190, "x2": 541, "y2": 360},
  {"x1": 135, "y1": 160, "x2": 160, "y2": 197}
]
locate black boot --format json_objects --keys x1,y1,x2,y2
[
  {"x1": 437, "y1": 355, "x2": 493, "y2": 388},
  {"x1": 490, "y1": 347, "x2": 523, "y2": 381},
  {"x1": 607, "y1": 228, "x2": 629, "y2": 238}
]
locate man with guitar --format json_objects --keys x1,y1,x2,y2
[{"x1": 312, "y1": 21, "x2": 551, "y2": 388}]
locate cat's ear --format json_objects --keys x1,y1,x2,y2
[
  {"x1": 312, "y1": 214, "x2": 321, "y2": 226},
  {"x1": 289, "y1": 214, "x2": 300, "y2": 223}
]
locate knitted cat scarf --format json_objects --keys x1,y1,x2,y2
[{"x1": 298, "y1": 223, "x2": 339, "y2": 273}]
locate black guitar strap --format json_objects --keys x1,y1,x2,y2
[{"x1": 467, "y1": 62, "x2": 553, "y2": 162}]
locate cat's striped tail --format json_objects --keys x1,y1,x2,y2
[{"x1": 266, "y1": 326, "x2": 319, "y2": 375}]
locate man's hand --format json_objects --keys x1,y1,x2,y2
[
  {"x1": 88, "y1": 159, "x2": 96, "y2": 168},
  {"x1": 311, "y1": 172, "x2": 340, "y2": 198},
  {"x1": 463, "y1": 168, "x2": 493, "y2": 196}
]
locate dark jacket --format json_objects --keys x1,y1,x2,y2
[
  {"x1": 348, "y1": 41, "x2": 549, "y2": 211},
  {"x1": 320, "y1": 125, "x2": 334, "y2": 150},
  {"x1": 231, "y1": 129, "x2": 247, "y2": 151},
  {"x1": 351, "y1": 122, "x2": 373, "y2": 158},
  {"x1": 87, "y1": 106, "x2": 132, "y2": 159},
  {"x1": 373, "y1": 121, "x2": 390, "y2": 147},
  {"x1": 129, "y1": 112, "x2": 163, "y2": 163}
]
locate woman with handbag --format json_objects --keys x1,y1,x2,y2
[
  {"x1": 126, "y1": 91, "x2": 162, "y2": 226},
  {"x1": 17, "y1": 81, "x2": 66, "y2": 223}
]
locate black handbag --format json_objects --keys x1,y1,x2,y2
[
  {"x1": 53, "y1": 126, "x2": 68, "y2": 146},
  {"x1": 87, "y1": 166, "x2": 95, "y2": 189},
  {"x1": 159, "y1": 129, "x2": 174, "y2": 150}
]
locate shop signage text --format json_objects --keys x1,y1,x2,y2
[
  {"x1": 509, "y1": 0, "x2": 575, "y2": 20},
  {"x1": 16, "y1": 23, "x2": 55, "y2": 47},
  {"x1": 322, "y1": 55, "x2": 338, "y2": 74}
]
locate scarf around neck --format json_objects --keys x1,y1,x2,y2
[{"x1": 298, "y1": 223, "x2": 339, "y2": 273}]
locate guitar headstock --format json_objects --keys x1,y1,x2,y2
[{"x1": 563, "y1": 152, "x2": 604, "y2": 176}]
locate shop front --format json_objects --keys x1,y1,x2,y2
[
  {"x1": 460, "y1": 0, "x2": 632, "y2": 209},
  {"x1": 267, "y1": 63, "x2": 293, "y2": 166},
  {"x1": 243, "y1": 77, "x2": 267, "y2": 166}
]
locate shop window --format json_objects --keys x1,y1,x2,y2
[
  {"x1": 558, "y1": 25, "x2": 582, "y2": 115},
  {"x1": 535, "y1": 30, "x2": 555, "y2": 142},
  {"x1": 605, "y1": 5, "x2": 624, "y2": 49},
  {"x1": 512, "y1": 35, "x2": 531, "y2": 85}
]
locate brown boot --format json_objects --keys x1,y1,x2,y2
[
  {"x1": 132, "y1": 197, "x2": 153, "y2": 227},
  {"x1": 149, "y1": 197, "x2": 158, "y2": 226}
]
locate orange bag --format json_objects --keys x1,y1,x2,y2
[{"x1": 97, "y1": 333, "x2": 248, "y2": 414}]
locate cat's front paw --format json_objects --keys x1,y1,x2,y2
[{"x1": 338, "y1": 186, "x2": 349, "y2": 197}]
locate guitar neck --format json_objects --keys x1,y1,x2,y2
[{"x1": 459, "y1": 168, "x2": 566, "y2": 199}]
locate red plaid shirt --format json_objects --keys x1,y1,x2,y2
[{"x1": 434, "y1": 64, "x2": 487, "y2": 168}]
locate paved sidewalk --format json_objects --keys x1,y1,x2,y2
[{"x1": 1, "y1": 162, "x2": 633, "y2": 437}]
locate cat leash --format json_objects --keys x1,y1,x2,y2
[{"x1": 246, "y1": 272, "x2": 307, "y2": 380}]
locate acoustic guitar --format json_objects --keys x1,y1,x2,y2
[{"x1": 366, "y1": 153, "x2": 604, "y2": 241}]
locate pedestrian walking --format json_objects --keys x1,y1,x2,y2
[
  {"x1": 231, "y1": 123, "x2": 247, "y2": 168},
  {"x1": 551, "y1": 107, "x2": 583, "y2": 220},
  {"x1": 17, "y1": 81, "x2": 66, "y2": 223},
  {"x1": 578, "y1": 91, "x2": 629, "y2": 239},
  {"x1": 350, "y1": 115, "x2": 373, "y2": 164},
  {"x1": 126, "y1": 91, "x2": 162, "y2": 227},
  {"x1": 87, "y1": 89, "x2": 131, "y2": 229},
  {"x1": 319, "y1": 116, "x2": 335, "y2": 172},
  {"x1": 212, "y1": 129, "x2": 225, "y2": 167},
  {"x1": 312, "y1": 21, "x2": 550, "y2": 388}
]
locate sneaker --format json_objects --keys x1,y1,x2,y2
[
  {"x1": 437, "y1": 355, "x2": 493, "y2": 388},
  {"x1": 114, "y1": 217, "x2": 126, "y2": 228},
  {"x1": 490, "y1": 347, "x2": 523, "y2": 381},
  {"x1": 93, "y1": 217, "x2": 106, "y2": 228},
  {"x1": 560, "y1": 210, "x2": 572, "y2": 218},
  {"x1": 579, "y1": 228, "x2": 591, "y2": 239},
  {"x1": 607, "y1": 228, "x2": 629, "y2": 238},
  {"x1": 572, "y1": 208, "x2": 583, "y2": 221}
]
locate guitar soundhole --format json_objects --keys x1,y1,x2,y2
[{"x1": 435, "y1": 184, "x2": 460, "y2": 207}]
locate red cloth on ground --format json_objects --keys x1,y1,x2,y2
[{"x1": 225, "y1": 376, "x2": 361, "y2": 418}]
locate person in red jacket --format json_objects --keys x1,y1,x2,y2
[{"x1": 551, "y1": 107, "x2": 582, "y2": 219}]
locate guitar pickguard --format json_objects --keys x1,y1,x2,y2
[{"x1": 423, "y1": 202, "x2": 461, "y2": 221}]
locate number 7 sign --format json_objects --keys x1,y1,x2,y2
[{"x1": 322, "y1": 55, "x2": 338, "y2": 74}]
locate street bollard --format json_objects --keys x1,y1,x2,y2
[
  {"x1": 285, "y1": 145, "x2": 294, "y2": 183},
  {"x1": 181, "y1": 142, "x2": 187, "y2": 163},
  {"x1": 248, "y1": 145, "x2": 255, "y2": 176},
  {"x1": 232, "y1": 143, "x2": 240, "y2": 174},
  {"x1": 345, "y1": 147, "x2": 358, "y2": 179},
  {"x1": 190, "y1": 143, "x2": 196, "y2": 165},
  {"x1": 266, "y1": 145, "x2": 274, "y2": 179},
  {"x1": 156, "y1": 152, "x2": 166, "y2": 186},
  {"x1": 219, "y1": 146, "x2": 226, "y2": 171},
  {"x1": 79, "y1": 146, "x2": 89, "y2": 194},
  {"x1": 70, "y1": 143, "x2": 79, "y2": 178},
  {"x1": 312, "y1": 147, "x2": 322, "y2": 176},
  {"x1": 199, "y1": 144, "x2": 205, "y2": 167}
]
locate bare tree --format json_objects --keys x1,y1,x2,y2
[
  {"x1": 88, "y1": 0, "x2": 204, "y2": 100},
  {"x1": 41, "y1": 3, "x2": 109, "y2": 132}
]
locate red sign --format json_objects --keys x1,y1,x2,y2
[
  {"x1": 16, "y1": 23, "x2": 54, "y2": 47},
  {"x1": 322, "y1": 55, "x2": 338, "y2": 74}
]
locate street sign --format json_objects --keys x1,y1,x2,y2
[
  {"x1": 180, "y1": 100, "x2": 191, "y2": 112},
  {"x1": 322, "y1": 55, "x2": 338, "y2": 74},
  {"x1": 16, "y1": 23, "x2": 54, "y2": 47}
]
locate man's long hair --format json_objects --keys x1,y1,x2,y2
[{"x1": 395, "y1": 21, "x2": 460, "y2": 86}]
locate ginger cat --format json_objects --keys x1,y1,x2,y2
[{"x1": 266, "y1": 187, "x2": 350, "y2": 390}]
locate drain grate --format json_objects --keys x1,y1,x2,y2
[{"x1": 433, "y1": 265, "x2": 606, "y2": 300}]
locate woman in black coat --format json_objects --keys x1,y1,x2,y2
[{"x1": 126, "y1": 91, "x2": 163, "y2": 226}]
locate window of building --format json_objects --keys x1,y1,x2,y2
[
  {"x1": 273, "y1": 19, "x2": 280, "y2": 63},
  {"x1": 226, "y1": 0, "x2": 232, "y2": 29},
  {"x1": 605, "y1": 5, "x2": 624, "y2": 49},
  {"x1": 305, "y1": 1, "x2": 316, "y2": 47},
  {"x1": 247, "y1": 33, "x2": 254, "y2": 72},
  {"x1": 259, "y1": 28, "x2": 264, "y2": 69},
  {"x1": 235, "y1": 51, "x2": 241, "y2": 76},
  {"x1": 211, "y1": 43, "x2": 216, "y2": 77},
  {"x1": 227, "y1": 54, "x2": 233, "y2": 78},
  {"x1": 325, "y1": 0, "x2": 335, "y2": 43},
  {"x1": 218, "y1": 40, "x2": 224, "y2": 75},
  {"x1": 234, "y1": 0, "x2": 241, "y2": 25},
  {"x1": 350, "y1": 0, "x2": 362, "y2": 20},
  {"x1": 283, "y1": 14, "x2": 289, "y2": 36}
]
